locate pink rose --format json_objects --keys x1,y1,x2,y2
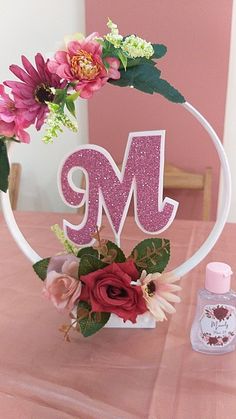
[
  {"x1": 43, "y1": 254, "x2": 81, "y2": 312},
  {"x1": 47, "y1": 254, "x2": 79, "y2": 276},
  {"x1": 80, "y1": 260, "x2": 147, "y2": 323},
  {"x1": 47, "y1": 33, "x2": 120, "y2": 99}
]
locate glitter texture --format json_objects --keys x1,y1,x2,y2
[{"x1": 59, "y1": 134, "x2": 178, "y2": 245}]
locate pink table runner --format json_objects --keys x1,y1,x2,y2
[{"x1": 0, "y1": 212, "x2": 236, "y2": 419}]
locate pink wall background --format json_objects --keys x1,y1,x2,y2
[{"x1": 86, "y1": 0, "x2": 233, "y2": 220}]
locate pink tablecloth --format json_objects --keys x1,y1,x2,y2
[{"x1": 0, "y1": 212, "x2": 236, "y2": 419}]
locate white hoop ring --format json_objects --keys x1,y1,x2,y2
[{"x1": 1, "y1": 101, "x2": 232, "y2": 277}]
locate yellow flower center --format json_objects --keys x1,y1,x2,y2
[{"x1": 70, "y1": 50, "x2": 101, "y2": 80}]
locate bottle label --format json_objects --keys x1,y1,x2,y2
[{"x1": 199, "y1": 304, "x2": 236, "y2": 347}]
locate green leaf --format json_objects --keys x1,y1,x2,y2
[
  {"x1": 48, "y1": 102, "x2": 60, "y2": 112},
  {"x1": 126, "y1": 57, "x2": 156, "y2": 69},
  {"x1": 65, "y1": 98, "x2": 76, "y2": 117},
  {"x1": 109, "y1": 63, "x2": 185, "y2": 103},
  {"x1": 95, "y1": 38, "x2": 105, "y2": 46},
  {"x1": 153, "y1": 78, "x2": 185, "y2": 103},
  {"x1": 102, "y1": 40, "x2": 115, "y2": 57},
  {"x1": 78, "y1": 254, "x2": 108, "y2": 276},
  {"x1": 109, "y1": 63, "x2": 161, "y2": 93},
  {"x1": 102, "y1": 42, "x2": 129, "y2": 70},
  {"x1": 103, "y1": 59, "x2": 111, "y2": 70},
  {"x1": 67, "y1": 91, "x2": 80, "y2": 102},
  {"x1": 152, "y1": 44, "x2": 167, "y2": 59},
  {"x1": 0, "y1": 141, "x2": 10, "y2": 192},
  {"x1": 77, "y1": 247, "x2": 99, "y2": 259},
  {"x1": 33, "y1": 258, "x2": 51, "y2": 281},
  {"x1": 77, "y1": 242, "x2": 125, "y2": 264},
  {"x1": 103, "y1": 241, "x2": 126, "y2": 263},
  {"x1": 130, "y1": 238, "x2": 170, "y2": 274},
  {"x1": 118, "y1": 51, "x2": 128, "y2": 70},
  {"x1": 131, "y1": 65, "x2": 162, "y2": 94},
  {"x1": 54, "y1": 89, "x2": 67, "y2": 105},
  {"x1": 76, "y1": 301, "x2": 110, "y2": 337},
  {"x1": 108, "y1": 68, "x2": 133, "y2": 87}
]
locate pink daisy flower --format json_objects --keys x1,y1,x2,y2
[
  {"x1": 4, "y1": 54, "x2": 66, "y2": 131},
  {"x1": 48, "y1": 32, "x2": 120, "y2": 99},
  {"x1": 0, "y1": 84, "x2": 30, "y2": 143},
  {"x1": 140, "y1": 271, "x2": 181, "y2": 322}
]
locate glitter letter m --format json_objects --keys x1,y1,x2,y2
[{"x1": 58, "y1": 131, "x2": 179, "y2": 245}]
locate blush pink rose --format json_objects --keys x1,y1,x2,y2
[
  {"x1": 80, "y1": 260, "x2": 147, "y2": 323},
  {"x1": 47, "y1": 33, "x2": 120, "y2": 99},
  {"x1": 43, "y1": 254, "x2": 81, "y2": 312}
]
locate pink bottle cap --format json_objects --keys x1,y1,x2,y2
[{"x1": 205, "y1": 262, "x2": 233, "y2": 294}]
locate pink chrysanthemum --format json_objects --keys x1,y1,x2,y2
[
  {"x1": 4, "y1": 54, "x2": 66, "y2": 131},
  {"x1": 0, "y1": 84, "x2": 30, "y2": 143},
  {"x1": 48, "y1": 32, "x2": 120, "y2": 99},
  {"x1": 140, "y1": 271, "x2": 181, "y2": 322}
]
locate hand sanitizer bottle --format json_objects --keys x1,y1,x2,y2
[{"x1": 190, "y1": 262, "x2": 236, "y2": 354}]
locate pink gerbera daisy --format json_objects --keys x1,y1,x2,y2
[
  {"x1": 140, "y1": 271, "x2": 181, "y2": 321},
  {"x1": 4, "y1": 54, "x2": 66, "y2": 131}
]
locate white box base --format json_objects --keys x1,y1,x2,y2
[
  {"x1": 104, "y1": 312, "x2": 156, "y2": 328},
  {"x1": 72, "y1": 309, "x2": 156, "y2": 329}
]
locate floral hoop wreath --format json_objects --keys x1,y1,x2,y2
[{"x1": 0, "y1": 20, "x2": 231, "y2": 338}]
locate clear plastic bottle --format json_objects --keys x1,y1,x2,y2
[{"x1": 190, "y1": 262, "x2": 236, "y2": 354}]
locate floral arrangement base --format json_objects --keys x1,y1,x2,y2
[
  {"x1": 71, "y1": 306, "x2": 156, "y2": 331},
  {"x1": 104, "y1": 313, "x2": 156, "y2": 328},
  {"x1": 33, "y1": 226, "x2": 180, "y2": 339}
]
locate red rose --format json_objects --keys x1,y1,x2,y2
[{"x1": 80, "y1": 260, "x2": 147, "y2": 323}]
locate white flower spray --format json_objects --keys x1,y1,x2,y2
[{"x1": 105, "y1": 19, "x2": 154, "y2": 60}]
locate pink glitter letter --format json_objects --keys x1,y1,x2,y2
[{"x1": 58, "y1": 131, "x2": 178, "y2": 245}]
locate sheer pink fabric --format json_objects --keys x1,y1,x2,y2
[{"x1": 0, "y1": 212, "x2": 235, "y2": 418}]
